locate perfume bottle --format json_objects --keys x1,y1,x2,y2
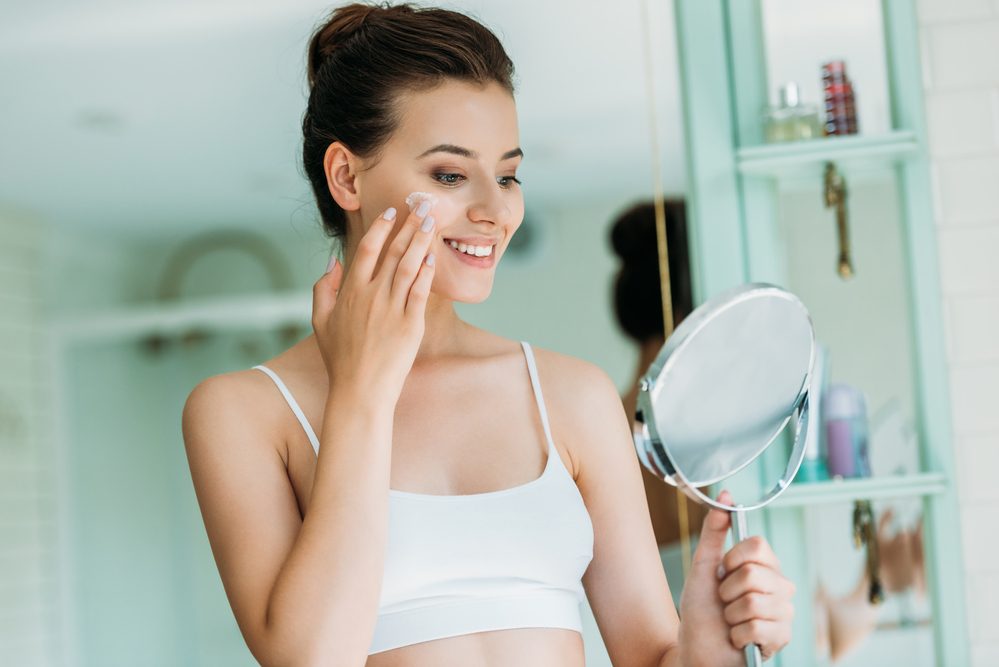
[{"x1": 764, "y1": 82, "x2": 822, "y2": 143}]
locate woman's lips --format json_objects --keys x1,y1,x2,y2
[{"x1": 441, "y1": 238, "x2": 496, "y2": 268}]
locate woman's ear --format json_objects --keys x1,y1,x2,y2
[{"x1": 323, "y1": 141, "x2": 361, "y2": 211}]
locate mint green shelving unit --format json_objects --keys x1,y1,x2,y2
[{"x1": 672, "y1": 1, "x2": 969, "y2": 665}]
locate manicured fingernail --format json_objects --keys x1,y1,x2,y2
[
  {"x1": 384, "y1": 207, "x2": 397, "y2": 221},
  {"x1": 421, "y1": 215, "x2": 435, "y2": 233},
  {"x1": 717, "y1": 564, "x2": 726, "y2": 580},
  {"x1": 415, "y1": 198, "x2": 433, "y2": 218},
  {"x1": 325, "y1": 255, "x2": 337, "y2": 274},
  {"x1": 426, "y1": 252, "x2": 435, "y2": 267}
]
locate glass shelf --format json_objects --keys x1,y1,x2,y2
[
  {"x1": 737, "y1": 130, "x2": 920, "y2": 178},
  {"x1": 768, "y1": 471, "x2": 947, "y2": 508}
]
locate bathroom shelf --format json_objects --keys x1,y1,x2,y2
[
  {"x1": 52, "y1": 290, "x2": 311, "y2": 343},
  {"x1": 769, "y1": 472, "x2": 947, "y2": 509},
  {"x1": 736, "y1": 130, "x2": 919, "y2": 178}
]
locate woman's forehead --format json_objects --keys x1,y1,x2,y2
[{"x1": 391, "y1": 80, "x2": 519, "y2": 160}]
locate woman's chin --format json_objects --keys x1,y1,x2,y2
[{"x1": 431, "y1": 281, "x2": 493, "y2": 304}]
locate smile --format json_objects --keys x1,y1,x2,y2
[{"x1": 442, "y1": 238, "x2": 497, "y2": 268}]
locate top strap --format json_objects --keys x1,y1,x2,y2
[
  {"x1": 253, "y1": 365, "x2": 320, "y2": 454},
  {"x1": 520, "y1": 341, "x2": 556, "y2": 452}
]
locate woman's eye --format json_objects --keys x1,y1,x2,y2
[
  {"x1": 432, "y1": 172, "x2": 465, "y2": 186},
  {"x1": 498, "y1": 176, "x2": 522, "y2": 188}
]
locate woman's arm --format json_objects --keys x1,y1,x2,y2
[
  {"x1": 183, "y1": 202, "x2": 437, "y2": 666},
  {"x1": 183, "y1": 375, "x2": 395, "y2": 667},
  {"x1": 542, "y1": 351, "x2": 681, "y2": 666},
  {"x1": 541, "y1": 350, "x2": 793, "y2": 667}
]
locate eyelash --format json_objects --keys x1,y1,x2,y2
[{"x1": 431, "y1": 172, "x2": 522, "y2": 188}]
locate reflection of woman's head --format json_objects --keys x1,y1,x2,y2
[
  {"x1": 609, "y1": 200, "x2": 692, "y2": 343},
  {"x1": 303, "y1": 3, "x2": 525, "y2": 303}
]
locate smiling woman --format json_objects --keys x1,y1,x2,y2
[{"x1": 179, "y1": 3, "x2": 794, "y2": 667}]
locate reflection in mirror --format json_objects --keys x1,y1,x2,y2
[
  {"x1": 808, "y1": 498, "x2": 932, "y2": 666},
  {"x1": 761, "y1": 0, "x2": 892, "y2": 139},
  {"x1": 1, "y1": 2, "x2": 691, "y2": 667}
]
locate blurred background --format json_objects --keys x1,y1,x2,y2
[{"x1": 1, "y1": 0, "x2": 997, "y2": 665}]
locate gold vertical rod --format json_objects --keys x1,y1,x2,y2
[{"x1": 638, "y1": 0, "x2": 691, "y2": 580}]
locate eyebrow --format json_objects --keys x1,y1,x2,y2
[{"x1": 416, "y1": 144, "x2": 523, "y2": 161}]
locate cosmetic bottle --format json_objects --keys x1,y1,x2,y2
[
  {"x1": 764, "y1": 82, "x2": 822, "y2": 143},
  {"x1": 822, "y1": 60, "x2": 859, "y2": 136},
  {"x1": 797, "y1": 344, "x2": 830, "y2": 483},
  {"x1": 824, "y1": 383, "x2": 870, "y2": 479}
]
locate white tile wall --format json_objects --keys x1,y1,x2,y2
[
  {"x1": 923, "y1": 19, "x2": 999, "y2": 89},
  {"x1": 934, "y1": 156, "x2": 999, "y2": 224},
  {"x1": 937, "y1": 226, "x2": 999, "y2": 292},
  {"x1": 917, "y1": 0, "x2": 993, "y2": 23},
  {"x1": 956, "y1": 435, "x2": 999, "y2": 503},
  {"x1": 0, "y1": 215, "x2": 59, "y2": 667},
  {"x1": 924, "y1": 89, "x2": 999, "y2": 157},
  {"x1": 948, "y1": 296, "x2": 999, "y2": 363},
  {"x1": 919, "y1": 2, "x2": 999, "y2": 665}
]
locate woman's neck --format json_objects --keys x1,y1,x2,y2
[{"x1": 414, "y1": 292, "x2": 468, "y2": 360}]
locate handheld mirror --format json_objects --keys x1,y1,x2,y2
[{"x1": 633, "y1": 283, "x2": 815, "y2": 667}]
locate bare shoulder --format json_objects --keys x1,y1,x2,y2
[
  {"x1": 529, "y1": 345, "x2": 621, "y2": 404},
  {"x1": 182, "y1": 367, "x2": 289, "y2": 463},
  {"x1": 528, "y1": 345, "x2": 630, "y2": 478}
]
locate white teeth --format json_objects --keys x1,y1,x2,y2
[{"x1": 446, "y1": 240, "x2": 493, "y2": 257}]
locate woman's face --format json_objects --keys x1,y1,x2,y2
[{"x1": 348, "y1": 79, "x2": 525, "y2": 304}]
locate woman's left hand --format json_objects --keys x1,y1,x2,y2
[{"x1": 677, "y1": 490, "x2": 795, "y2": 667}]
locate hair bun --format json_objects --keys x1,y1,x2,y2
[
  {"x1": 610, "y1": 204, "x2": 659, "y2": 263},
  {"x1": 308, "y1": 3, "x2": 389, "y2": 87}
]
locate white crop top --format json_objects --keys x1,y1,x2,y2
[{"x1": 252, "y1": 341, "x2": 595, "y2": 655}]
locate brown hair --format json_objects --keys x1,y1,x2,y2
[
  {"x1": 609, "y1": 200, "x2": 693, "y2": 342},
  {"x1": 302, "y1": 2, "x2": 516, "y2": 240}
]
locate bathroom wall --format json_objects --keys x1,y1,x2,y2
[
  {"x1": 0, "y1": 211, "x2": 62, "y2": 666},
  {"x1": 916, "y1": 2, "x2": 999, "y2": 666}
]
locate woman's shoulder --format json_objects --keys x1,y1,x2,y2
[
  {"x1": 527, "y1": 343, "x2": 621, "y2": 404},
  {"x1": 182, "y1": 338, "x2": 318, "y2": 461}
]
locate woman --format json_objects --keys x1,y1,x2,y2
[
  {"x1": 182, "y1": 4, "x2": 794, "y2": 666},
  {"x1": 609, "y1": 200, "x2": 709, "y2": 605}
]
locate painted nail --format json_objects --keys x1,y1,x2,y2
[
  {"x1": 426, "y1": 252, "x2": 435, "y2": 267},
  {"x1": 717, "y1": 564, "x2": 726, "y2": 580},
  {"x1": 384, "y1": 207, "x2": 397, "y2": 221},
  {"x1": 420, "y1": 214, "x2": 435, "y2": 233},
  {"x1": 325, "y1": 255, "x2": 337, "y2": 274},
  {"x1": 415, "y1": 198, "x2": 433, "y2": 218}
]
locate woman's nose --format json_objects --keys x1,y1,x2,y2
[{"x1": 466, "y1": 180, "x2": 513, "y2": 225}]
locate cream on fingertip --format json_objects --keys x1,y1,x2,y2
[{"x1": 405, "y1": 191, "x2": 435, "y2": 210}]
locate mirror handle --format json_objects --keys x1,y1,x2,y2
[{"x1": 730, "y1": 508, "x2": 764, "y2": 667}]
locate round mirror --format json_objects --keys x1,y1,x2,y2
[{"x1": 635, "y1": 283, "x2": 815, "y2": 512}]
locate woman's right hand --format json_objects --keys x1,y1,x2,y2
[{"x1": 312, "y1": 197, "x2": 437, "y2": 404}]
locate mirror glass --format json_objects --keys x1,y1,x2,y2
[
  {"x1": 643, "y1": 286, "x2": 813, "y2": 489},
  {"x1": 760, "y1": 0, "x2": 893, "y2": 140},
  {"x1": 1, "y1": 2, "x2": 690, "y2": 666}
]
